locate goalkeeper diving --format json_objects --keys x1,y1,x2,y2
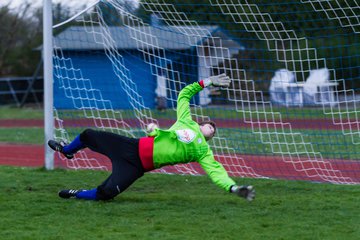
[{"x1": 48, "y1": 73, "x2": 255, "y2": 201}]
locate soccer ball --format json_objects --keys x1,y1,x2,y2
[{"x1": 146, "y1": 123, "x2": 158, "y2": 133}]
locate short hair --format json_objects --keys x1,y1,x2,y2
[{"x1": 198, "y1": 120, "x2": 217, "y2": 139}]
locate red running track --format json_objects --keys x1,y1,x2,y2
[
  {"x1": 0, "y1": 143, "x2": 44, "y2": 167},
  {"x1": 1, "y1": 143, "x2": 359, "y2": 183}
]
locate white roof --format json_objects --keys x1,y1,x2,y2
[{"x1": 52, "y1": 25, "x2": 243, "y2": 50}]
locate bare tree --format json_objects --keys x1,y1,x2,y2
[{"x1": 0, "y1": 1, "x2": 41, "y2": 76}]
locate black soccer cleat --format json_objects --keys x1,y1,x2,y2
[
  {"x1": 58, "y1": 189, "x2": 82, "y2": 199},
  {"x1": 48, "y1": 140, "x2": 74, "y2": 159}
]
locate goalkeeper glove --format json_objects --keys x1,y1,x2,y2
[
  {"x1": 231, "y1": 185, "x2": 255, "y2": 201},
  {"x1": 203, "y1": 73, "x2": 231, "y2": 88}
]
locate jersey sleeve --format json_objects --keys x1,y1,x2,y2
[
  {"x1": 198, "y1": 149, "x2": 236, "y2": 192},
  {"x1": 177, "y1": 82, "x2": 203, "y2": 121}
]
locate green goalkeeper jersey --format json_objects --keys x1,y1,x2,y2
[{"x1": 148, "y1": 82, "x2": 236, "y2": 192}]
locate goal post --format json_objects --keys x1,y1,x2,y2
[
  {"x1": 45, "y1": 0, "x2": 360, "y2": 184},
  {"x1": 43, "y1": 0, "x2": 54, "y2": 170}
]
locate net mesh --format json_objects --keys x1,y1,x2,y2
[{"x1": 52, "y1": 0, "x2": 360, "y2": 184}]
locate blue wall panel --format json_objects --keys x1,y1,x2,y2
[
  {"x1": 53, "y1": 49, "x2": 199, "y2": 110},
  {"x1": 54, "y1": 50, "x2": 155, "y2": 109}
]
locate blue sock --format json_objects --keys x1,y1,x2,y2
[
  {"x1": 76, "y1": 188, "x2": 98, "y2": 200},
  {"x1": 62, "y1": 135, "x2": 84, "y2": 154}
]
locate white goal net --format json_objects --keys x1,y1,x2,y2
[{"x1": 50, "y1": 0, "x2": 360, "y2": 184}]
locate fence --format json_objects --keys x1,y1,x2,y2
[{"x1": 0, "y1": 76, "x2": 43, "y2": 107}]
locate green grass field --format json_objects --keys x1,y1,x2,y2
[
  {"x1": 1, "y1": 106, "x2": 360, "y2": 239},
  {"x1": 0, "y1": 106, "x2": 44, "y2": 119},
  {"x1": 0, "y1": 128, "x2": 43, "y2": 144},
  {"x1": 0, "y1": 166, "x2": 359, "y2": 240}
]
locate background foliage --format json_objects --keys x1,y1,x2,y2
[{"x1": 2, "y1": 0, "x2": 359, "y2": 91}]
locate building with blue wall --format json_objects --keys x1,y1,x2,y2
[{"x1": 52, "y1": 25, "x2": 243, "y2": 109}]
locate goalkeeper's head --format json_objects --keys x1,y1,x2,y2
[{"x1": 199, "y1": 121, "x2": 216, "y2": 141}]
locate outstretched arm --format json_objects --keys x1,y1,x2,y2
[
  {"x1": 176, "y1": 82, "x2": 203, "y2": 121},
  {"x1": 198, "y1": 152, "x2": 236, "y2": 191},
  {"x1": 177, "y1": 73, "x2": 231, "y2": 120},
  {"x1": 199, "y1": 151, "x2": 255, "y2": 201}
]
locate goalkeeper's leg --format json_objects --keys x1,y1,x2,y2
[
  {"x1": 59, "y1": 162, "x2": 144, "y2": 201},
  {"x1": 58, "y1": 129, "x2": 144, "y2": 201},
  {"x1": 48, "y1": 129, "x2": 119, "y2": 159},
  {"x1": 95, "y1": 155, "x2": 144, "y2": 200}
]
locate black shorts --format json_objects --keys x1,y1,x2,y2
[{"x1": 80, "y1": 129, "x2": 144, "y2": 200}]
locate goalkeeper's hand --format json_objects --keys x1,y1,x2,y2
[
  {"x1": 231, "y1": 185, "x2": 255, "y2": 201},
  {"x1": 203, "y1": 73, "x2": 231, "y2": 88}
]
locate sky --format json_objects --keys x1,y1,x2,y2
[
  {"x1": 1, "y1": 0, "x2": 140, "y2": 21},
  {"x1": 2, "y1": 0, "x2": 93, "y2": 9},
  {"x1": 2, "y1": 0, "x2": 139, "y2": 10},
  {"x1": 2, "y1": 0, "x2": 141, "y2": 19}
]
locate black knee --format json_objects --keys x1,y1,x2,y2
[
  {"x1": 79, "y1": 129, "x2": 96, "y2": 142},
  {"x1": 96, "y1": 186, "x2": 119, "y2": 201}
]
